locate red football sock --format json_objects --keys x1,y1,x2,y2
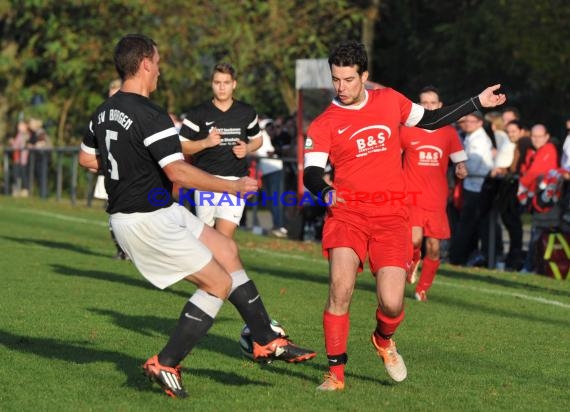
[
  {"x1": 413, "y1": 247, "x2": 421, "y2": 263},
  {"x1": 417, "y1": 257, "x2": 440, "y2": 292},
  {"x1": 374, "y1": 308, "x2": 404, "y2": 348},
  {"x1": 323, "y1": 311, "x2": 350, "y2": 382}
]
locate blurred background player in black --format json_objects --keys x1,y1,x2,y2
[{"x1": 179, "y1": 63, "x2": 262, "y2": 239}]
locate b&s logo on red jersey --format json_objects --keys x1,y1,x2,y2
[
  {"x1": 417, "y1": 145, "x2": 442, "y2": 167},
  {"x1": 348, "y1": 125, "x2": 392, "y2": 158}
]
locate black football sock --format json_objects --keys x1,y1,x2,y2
[
  {"x1": 228, "y1": 280, "x2": 278, "y2": 345},
  {"x1": 158, "y1": 290, "x2": 222, "y2": 367}
]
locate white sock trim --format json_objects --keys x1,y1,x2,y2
[
  {"x1": 230, "y1": 269, "x2": 250, "y2": 294},
  {"x1": 189, "y1": 289, "x2": 223, "y2": 319}
]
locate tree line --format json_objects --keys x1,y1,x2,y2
[{"x1": 1, "y1": 0, "x2": 568, "y2": 146}]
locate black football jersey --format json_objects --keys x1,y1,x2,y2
[
  {"x1": 179, "y1": 99, "x2": 260, "y2": 176},
  {"x1": 82, "y1": 91, "x2": 184, "y2": 214}
]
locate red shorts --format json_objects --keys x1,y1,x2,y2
[
  {"x1": 322, "y1": 205, "x2": 411, "y2": 274},
  {"x1": 408, "y1": 206, "x2": 450, "y2": 239}
]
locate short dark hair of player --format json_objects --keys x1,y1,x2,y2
[
  {"x1": 419, "y1": 85, "x2": 441, "y2": 99},
  {"x1": 211, "y1": 63, "x2": 237, "y2": 80},
  {"x1": 114, "y1": 34, "x2": 157, "y2": 81},
  {"x1": 328, "y1": 40, "x2": 368, "y2": 76}
]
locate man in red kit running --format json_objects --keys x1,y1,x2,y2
[
  {"x1": 401, "y1": 86, "x2": 468, "y2": 301},
  {"x1": 303, "y1": 40, "x2": 506, "y2": 391}
]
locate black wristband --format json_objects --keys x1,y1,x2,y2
[{"x1": 304, "y1": 166, "x2": 333, "y2": 202}]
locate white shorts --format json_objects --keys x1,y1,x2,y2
[
  {"x1": 194, "y1": 176, "x2": 246, "y2": 227},
  {"x1": 110, "y1": 204, "x2": 212, "y2": 289}
]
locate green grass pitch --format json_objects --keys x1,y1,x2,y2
[{"x1": 0, "y1": 197, "x2": 569, "y2": 411}]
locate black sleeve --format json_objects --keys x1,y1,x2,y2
[
  {"x1": 416, "y1": 96, "x2": 483, "y2": 130},
  {"x1": 304, "y1": 166, "x2": 334, "y2": 202}
]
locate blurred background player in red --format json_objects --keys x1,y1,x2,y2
[
  {"x1": 401, "y1": 86, "x2": 468, "y2": 301},
  {"x1": 304, "y1": 40, "x2": 506, "y2": 391}
]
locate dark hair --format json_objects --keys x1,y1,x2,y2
[
  {"x1": 211, "y1": 63, "x2": 237, "y2": 80},
  {"x1": 505, "y1": 119, "x2": 523, "y2": 129},
  {"x1": 418, "y1": 85, "x2": 440, "y2": 99},
  {"x1": 328, "y1": 40, "x2": 368, "y2": 75},
  {"x1": 114, "y1": 34, "x2": 157, "y2": 81},
  {"x1": 502, "y1": 106, "x2": 520, "y2": 119}
]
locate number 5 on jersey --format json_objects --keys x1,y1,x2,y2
[{"x1": 105, "y1": 129, "x2": 119, "y2": 180}]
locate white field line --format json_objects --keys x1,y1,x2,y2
[
  {"x1": 249, "y1": 247, "x2": 326, "y2": 264},
  {"x1": 250, "y1": 248, "x2": 570, "y2": 310},
  {"x1": 435, "y1": 280, "x2": 570, "y2": 309},
  {"x1": 10, "y1": 208, "x2": 568, "y2": 310},
  {"x1": 17, "y1": 208, "x2": 108, "y2": 227}
]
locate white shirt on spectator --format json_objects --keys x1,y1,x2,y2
[
  {"x1": 256, "y1": 127, "x2": 283, "y2": 176},
  {"x1": 494, "y1": 129, "x2": 516, "y2": 168},
  {"x1": 561, "y1": 134, "x2": 570, "y2": 171},
  {"x1": 463, "y1": 126, "x2": 494, "y2": 192}
]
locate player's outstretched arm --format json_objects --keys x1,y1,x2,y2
[
  {"x1": 416, "y1": 84, "x2": 507, "y2": 131},
  {"x1": 164, "y1": 159, "x2": 258, "y2": 196}
]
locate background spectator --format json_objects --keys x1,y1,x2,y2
[
  {"x1": 255, "y1": 118, "x2": 288, "y2": 238},
  {"x1": 9, "y1": 120, "x2": 31, "y2": 197},
  {"x1": 450, "y1": 112, "x2": 494, "y2": 266},
  {"x1": 519, "y1": 124, "x2": 560, "y2": 272}
]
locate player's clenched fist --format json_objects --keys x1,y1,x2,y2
[
  {"x1": 478, "y1": 84, "x2": 507, "y2": 108},
  {"x1": 234, "y1": 176, "x2": 258, "y2": 196},
  {"x1": 205, "y1": 128, "x2": 222, "y2": 148},
  {"x1": 232, "y1": 140, "x2": 248, "y2": 159}
]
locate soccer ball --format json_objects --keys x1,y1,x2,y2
[{"x1": 239, "y1": 319, "x2": 287, "y2": 360}]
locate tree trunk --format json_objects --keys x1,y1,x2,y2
[
  {"x1": 362, "y1": 0, "x2": 382, "y2": 79},
  {"x1": 58, "y1": 97, "x2": 74, "y2": 146},
  {"x1": 0, "y1": 94, "x2": 8, "y2": 143},
  {"x1": 279, "y1": 77, "x2": 297, "y2": 115}
]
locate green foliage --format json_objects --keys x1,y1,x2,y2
[
  {"x1": 1, "y1": 0, "x2": 568, "y2": 144},
  {"x1": 374, "y1": 0, "x2": 569, "y2": 129},
  {"x1": 0, "y1": 0, "x2": 363, "y2": 144}
]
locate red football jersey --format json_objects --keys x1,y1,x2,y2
[
  {"x1": 400, "y1": 125, "x2": 466, "y2": 211},
  {"x1": 305, "y1": 88, "x2": 422, "y2": 213}
]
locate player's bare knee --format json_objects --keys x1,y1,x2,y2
[
  {"x1": 203, "y1": 274, "x2": 231, "y2": 300},
  {"x1": 379, "y1": 301, "x2": 404, "y2": 317},
  {"x1": 216, "y1": 234, "x2": 238, "y2": 259},
  {"x1": 219, "y1": 277, "x2": 232, "y2": 299},
  {"x1": 328, "y1": 293, "x2": 351, "y2": 313},
  {"x1": 427, "y1": 250, "x2": 440, "y2": 260},
  {"x1": 426, "y1": 239, "x2": 440, "y2": 259}
]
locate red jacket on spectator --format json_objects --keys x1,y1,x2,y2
[{"x1": 519, "y1": 142, "x2": 559, "y2": 192}]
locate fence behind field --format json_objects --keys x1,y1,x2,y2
[{"x1": 2, "y1": 147, "x2": 89, "y2": 205}]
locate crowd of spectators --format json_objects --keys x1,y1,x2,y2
[
  {"x1": 448, "y1": 108, "x2": 570, "y2": 273},
  {"x1": 5, "y1": 116, "x2": 52, "y2": 197}
]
